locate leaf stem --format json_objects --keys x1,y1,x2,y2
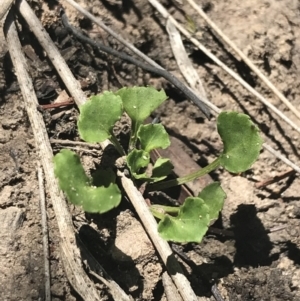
[
  {"x1": 150, "y1": 206, "x2": 166, "y2": 220},
  {"x1": 129, "y1": 121, "x2": 140, "y2": 150},
  {"x1": 110, "y1": 133, "x2": 126, "y2": 156},
  {"x1": 151, "y1": 204, "x2": 180, "y2": 217},
  {"x1": 148, "y1": 158, "x2": 221, "y2": 191},
  {"x1": 150, "y1": 204, "x2": 180, "y2": 220}
]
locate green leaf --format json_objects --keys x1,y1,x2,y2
[
  {"x1": 198, "y1": 182, "x2": 226, "y2": 222},
  {"x1": 137, "y1": 124, "x2": 170, "y2": 152},
  {"x1": 157, "y1": 182, "x2": 226, "y2": 243},
  {"x1": 158, "y1": 197, "x2": 210, "y2": 243},
  {"x1": 151, "y1": 158, "x2": 174, "y2": 182},
  {"x1": 54, "y1": 149, "x2": 121, "y2": 213},
  {"x1": 78, "y1": 92, "x2": 123, "y2": 143},
  {"x1": 116, "y1": 87, "x2": 167, "y2": 124},
  {"x1": 126, "y1": 149, "x2": 150, "y2": 179},
  {"x1": 217, "y1": 111, "x2": 263, "y2": 173},
  {"x1": 116, "y1": 87, "x2": 167, "y2": 147}
]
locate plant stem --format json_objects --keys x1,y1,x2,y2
[
  {"x1": 151, "y1": 204, "x2": 180, "y2": 216},
  {"x1": 148, "y1": 158, "x2": 221, "y2": 191},
  {"x1": 150, "y1": 205, "x2": 179, "y2": 219},
  {"x1": 110, "y1": 133, "x2": 126, "y2": 156},
  {"x1": 150, "y1": 206, "x2": 166, "y2": 220},
  {"x1": 129, "y1": 133, "x2": 136, "y2": 151},
  {"x1": 129, "y1": 121, "x2": 141, "y2": 150}
]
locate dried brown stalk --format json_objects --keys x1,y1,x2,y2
[
  {"x1": 186, "y1": 0, "x2": 300, "y2": 120},
  {"x1": 4, "y1": 9, "x2": 102, "y2": 300}
]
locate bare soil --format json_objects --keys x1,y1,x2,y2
[{"x1": 1, "y1": 0, "x2": 300, "y2": 300}]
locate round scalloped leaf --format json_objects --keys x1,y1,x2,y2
[
  {"x1": 137, "y1": 124, "x2": 170, "y2": 152},
  {"x1": 217, "y1": 111, "x2": 263, "y2": 173},
  {"x1": 116, "y1": 86, "x2": 167, "y2": 123},
  {"x1": 158, "y1": 197, "x2": 210, "y2": 243},
  {"x1": 78, "y1": 92, "x2": 123, "y2": 143},
  {"x1": 151, "y1": 158, "x2": 174, "y2": 182},
  {"x1": 198, "y1": 182, "x2": 226, "y2": 222},
  {"x1": 126, "y1": 149, "x2": 150, "y2": 179},
  {"x1": 54, "y1": 149, "x2": 121, "y2": 213}
]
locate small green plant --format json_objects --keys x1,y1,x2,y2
[{"x1": 54, "y1": 86, "x2": 263, "y2": 243}]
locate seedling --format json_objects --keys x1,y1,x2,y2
[{"x1": 54, "y1": 86, "x2": 263, "y2": 243}]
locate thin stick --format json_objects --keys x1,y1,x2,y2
[
  {"x1": 255, "y1": 169, "x2": 295, "y2": 188},
  {"x1": 211, "y1": 284, "x2": 225, "y2": 301},
  {"x1": 166, "y1": 19, "x2": 208, "y2": 100},
  {"x1": 89, "y1": 270, "x2": 111, "y2": 288},
  {"x1": 75, "y1": 237, "x2": 131, "y2": 301},
  {"x1": 61, "y1": 0, "x2": 163, "y2": 69},
  {"x1": 37, "y1": 165, "x2": 51, "y2": 301},
  {"x1": 166, "y1": 18, "x2": 220, "y2": 114},
  {"x1": 60, "y1": 10, "x2": 210, "y2": 118},
  {"x1": 147, "y1": 0, "x2": 300, "y2": 134},
  {"x1": 53, "y1": 146, "x2": 99, "y2": 154},
  {"x1": 17, "y1": 0, "x2": 109, "y2": 149},
  {"x1": 118, "y1": 170, "x2": 198, "y2": 301},
  {"x1": 263, "y1": 143, "x2": 300, "y2": 174},
  {"x1": 268, "y1": 225, "x2": 287, "y2": 233},
  {"x1": 186, "y1": 0, "x2": 300, "y2": 120},
  {"x1": 162, "y1": 272, "x2": 183, "y2": 301},
  {"x1": 13, "y1": 2, "x2": 128, "y2": 298},
  {"x1": 60, "y1": 0, "x2": 217, "y2": 116},
  {"x1": 88, "y1": 270, "x2": 131, "y2": 301},
  {"x1": 5, "y1": 6, "x2": 102, "y2": 300},
  {"x1": 38, "y1": 99, "x2": 74, "y2": 109},
  {"x1": 50, "y1": 138, "x2": 102, "y2": 149},
  {"x1": 17, "y1": 0, "x2": 86, "y2": 106},
  {"x1": 148, "y1": 0, "x2": 300, "y2": 175}
]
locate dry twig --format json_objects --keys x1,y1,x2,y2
[
  {"x1": 147, "y1": 0, "x2": 300, "y2": 134},
  {"x1": 60, "y1": 10, "x2": 210, "y2": 117},
  {"x1": 4, "y1": 8, "x2": 102, "y2": 300},
  {"x1": 50, "y1": 138, "x2": 102, "y2": 149},
  {"x1": 18, "y1": 0, "x2": 86, "y2": 106},
  {"x1": 263, "y1": 143, "x2": 300, "y2": 174},
  {"x1": 186, "y1": 0, "x2": 300, "y2": 120},
  {"x1": 162, "y1": 272, "x2": 183, "y2": 301},
  {"x1": 166, "y1": 18, "x2": 220, "y2": 113},
  {"x1": 86, "y1": 268, "x2": 130, "y2": 301},
  {"x1": 211, "y1": 284, "x2": 225, "y2": 301},
  {"x1": 4, "y1": 2, "x2": 128, "y2": 299},
  {"x1": 118, "y1": 170, "x2": 198, "y2": 301},
  {"x1": 149, "y1": 0, "x2": 300, "y2": 176},
  {"x1": 255, "y1": 169, "x2": 295, "y2": 189},
  {"x1": 37, "y1": 165, "x2": 51, "y2": 301},
  {"x1": 166, "y1": 19, "x2": 207, "y2": 99},
  {"x1": 61, "y1": 0, "x2": 163, "y2": 69}
]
